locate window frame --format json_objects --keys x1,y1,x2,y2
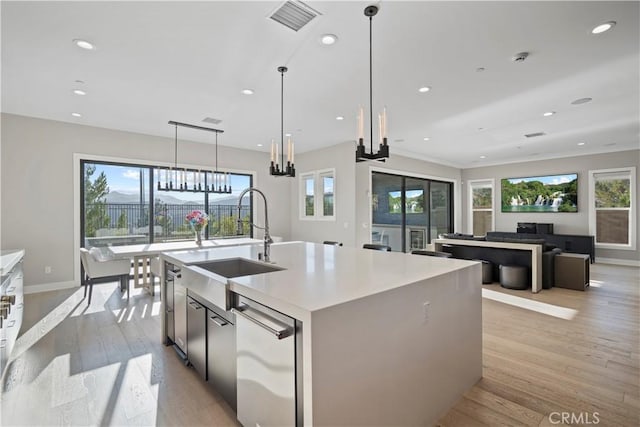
[
  {"x1": 73, "y1": 153, "x2": 256, "y2": 284},
  {"x1": 588, "y1": 166, "x2": 636, "y2": 250},
  {"x1": 299, "y1": 168, "x2": 336, "y2": 221},
  {"x1": 467, "y1": 179, "x2": 495, "y2": 236}
]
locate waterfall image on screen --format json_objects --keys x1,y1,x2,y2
[{"x1": 501, "y1": 173, "x2": 578, "y2": 212}]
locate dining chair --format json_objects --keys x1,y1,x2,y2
[
  {"x1": 362, "y1": 243, "x2": 392, "y2": 252},
  {"x1": 323, "y1": 241, "x2": 343, "y2": 246},
  {"x1": 79, "y1": 248, "x2": 131, "y2": 305}
]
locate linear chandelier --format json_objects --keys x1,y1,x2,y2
[
  {"x1": 270, "y1": 66, "x2": 295, "y2": 177},
  {"x1": 157, "y1": 121, "x2": 232, "y2": 194},
  {"x1": 355, "y1": 5, "x2": 389, "y2": 163}
]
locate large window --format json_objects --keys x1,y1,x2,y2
[
  {"x1": 81, "y1": 160, "x2": 253, "y2": 249},
  {"x1": 589, "y1": 167, "x2": 636, "y2": 249},
  {"x1": 371, "y1": 171, "x2": 453, "y2": 252},
  {"x1": 299, "y1": 169, "x2": 335, "y2": 220},
  {"x1": 468, "y1": 179, "x2": 494, "y2": 236}
]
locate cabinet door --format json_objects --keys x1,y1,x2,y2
[
  {"x1": 187, "y1": 297, "x2": 206, "y2": 379},
  {"x1": 207, "y1": 310, "x2": 236, "y2": 411},
  {"x1": 173, "y1": 282, "x2": 187, "y2": 353}
]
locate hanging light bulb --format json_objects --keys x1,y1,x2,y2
[
  {"x1": 270, "y1": 66, "x2": 296, "y2": 177},
  {"x1": 355, "y1": 5, "x2": 389, "y2": 162}
]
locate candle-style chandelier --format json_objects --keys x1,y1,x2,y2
[
  {"x1": 157, "y1": 121, "x2": 232, "y2": 194},
  {"x1": 355, "y1": 5, "x2": 389, "y2": 162},
  {"x1": 270, "y1": 66, "x2": 296, "y2": 177}
]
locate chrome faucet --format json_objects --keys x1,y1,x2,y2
[{"x1": 237, "y1": 187, "x2": 273, "y2": 262}]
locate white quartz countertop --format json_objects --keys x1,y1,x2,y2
[
  {"x1": 107, "y1": 237, "x2": 261, "y2": 257},
  {"x1": 163, "y1": 242, "x2": 477, "y2": 320},
  {"x1": 1, "y1": 249, "x2": 25, "y2": 276}
]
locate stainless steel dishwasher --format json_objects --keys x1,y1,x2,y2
[
  {"x1": 187, "y1": 296, "x2": 207, "y2": 379},
  {"x1": 233, "y1": 295, "x2": 301, "y2": 427}
]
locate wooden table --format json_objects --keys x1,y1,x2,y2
[
  {"x1": 433, "y1": 238, "x2": 543, "y2": 293},
  {"x1": 107, "y1": 238, "x2": 262, "y2": 295}
]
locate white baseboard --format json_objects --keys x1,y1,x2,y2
[
  {"x1": 596, "y1": 257, "x2": 640, "y2": 267},
  {"x1": 24, "y1": 280, "x2": 79, "y2": 295}
]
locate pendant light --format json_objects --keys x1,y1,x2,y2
[
  {"x1": 210, "y1": 130, "x2": 231, "y2": 194},
  {"x1": 355, "y1": 5, "x2": 389, "y2": 162},
  {"x1": 270, "y1": 66, "x2": 296, "y2": 177},
  {"x1": 157, "y1": 121, "x2": 229, "y2": 193}
]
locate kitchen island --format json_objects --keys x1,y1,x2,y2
[{"x1": 161, "y1": 242, "x2": 482, "y2": 426}]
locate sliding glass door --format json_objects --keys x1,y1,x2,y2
[{"x1": 371, "y1": 172, "x2": 453, "y2": 252}]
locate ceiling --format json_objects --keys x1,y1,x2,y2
[{"x1": 2, "y1": 1, "x2": 639, "y2": 168}]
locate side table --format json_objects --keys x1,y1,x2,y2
[{"x1": 554, "y1": 253, "x2": 590, "y2": 291}]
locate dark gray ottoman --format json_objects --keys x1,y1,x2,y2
[
  {"x1": 499, "y1": 265, "x2": 528, "y2": 290},
  {"x1": 473, "y1": 259, "x2": 493, "y2": 284}
]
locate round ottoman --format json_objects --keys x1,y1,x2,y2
[
  {"x1": 473, "y1": 259, "x2": 493, "y2": 284},
  {"x1": 499, "y1": 265, "x2": 529, "y2": 290}
]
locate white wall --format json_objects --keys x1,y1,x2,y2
[
  {"x1": 1, "y1": 113, "x2": 290, "y2": 289},
  {"x1": 289, "y1": 142, "x2": 356, "y2": 247},
  {"x1": 461, "y1": 150, "x2": 640, "y2": 262}
]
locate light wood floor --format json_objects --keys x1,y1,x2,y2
[{"x1": 1, "y1": 263, "x2": 638, "y2": 426}]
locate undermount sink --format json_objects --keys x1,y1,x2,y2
[{"x1": 194, "y1": 257, "x2": 284, "y2": 278}]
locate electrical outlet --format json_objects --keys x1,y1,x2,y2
[
  {"x1": 44, "y1": 266, "x2": 52, "y2": 274},
  {"x1": 423, "y1": 301, "x2": 431, "y2": 322}
]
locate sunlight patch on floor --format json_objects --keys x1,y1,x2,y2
[
  {"x1": 151, "y1": 301, "x2": 161, "y2": 317},
  {"x1": 482, "y1": 288, "x2": 579, "y2": 320},
  {"x1": 126, "y1": 306, "x2": 136, "y2": 322},
  {"x1": 50, "y1": 354, "x2": 88, "y2": 407},
  {"x1": 588, "y1": 279, "x2": 603, "y2": 288}
]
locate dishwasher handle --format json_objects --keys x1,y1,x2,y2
[
  {"x1": 232, "y1": 306, "x2": 292, "y2": 340},
  {"x1": 166, "y1": 269, "x2": 181, "y2": 280},
  {"x1": 209, "y1": 315, "x2": 229, "y2": 327},
  {"x1": 188, "y1": 300, "x2": 203, "y2": 310}
]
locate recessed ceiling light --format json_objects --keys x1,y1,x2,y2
[
  {"x1": 476, "y1": 67, "x2": 485, "y2": 73},
  {"x1": 423, "y1": 137, "x2": 430, "y2": 141},
  {"x1": 543, "y1": 111, "x2": 555, "y2": 117},
  {"x1": 73, "y1": 39, "x2": 95, "y2": 50},
  {"x1": 479, "y1": 155, "x2": 487, "y2": 159},
  {"x1": 320, "y1": 34, "x2": 338, "y2": 45},
  {"x1": 285, "y1": 133, "x2": 292, "y2": 137},
  {"x1": 577, "y1": 142, "x2": 585, "y2": 146},
  {"x1": 241, "y1": 89, "x2": 254, "y2": 95},
  {"x1": 336, "y1": 116, "x2": 344, "y2": 121},
  {"x1": 571, "y1": 97, "x2": 592, "y2": 105},
  {"x1": 257, "y1": 143, "x2": 263, "y2": 147},
  {"x1": 73, "y1": 89, "x2": 86, "y2": 96},
  {"x1": 592, "y1": 21, "x2": 616, "y2": 34},
  {"x1": 478, "y1": 127, "x2": 485, "y2": 131},
  {"x1": 418, "y1": 86, "x2": 431, "y2": 93},
  {"x1": 71, "y1": 112, "x2": 82, "y2": 117},
  {"x1": 75, "y1": 80, "x2": 85, "y2": 84}
]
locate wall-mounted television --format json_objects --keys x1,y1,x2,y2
[{"x1": 501, "y1": 173, "x2": 578, "y2": 213}]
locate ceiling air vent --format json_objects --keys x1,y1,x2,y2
[
  {"x1": 269, "y1": 1, "x2": 321, "y2": 32},
  {"x1": 524, "y1": 132, "x2": 546, "y2": 138},
  {"x1": 202, "y1": 117, "x2": 222, "y2": 125}
]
